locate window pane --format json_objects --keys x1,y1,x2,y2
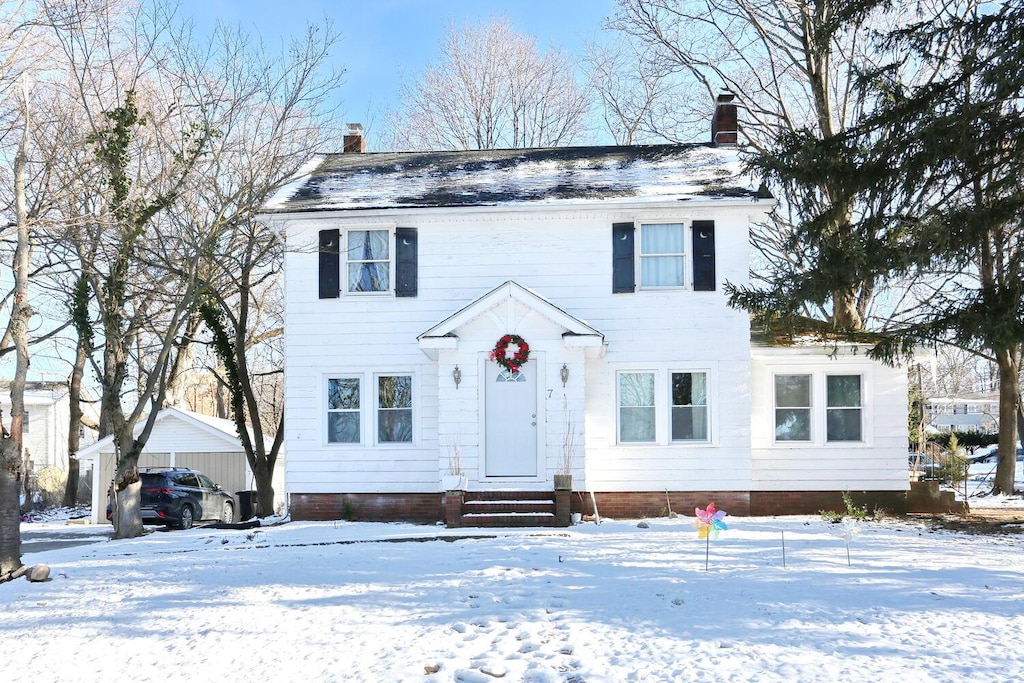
[
  {"x1": 619, "y1": 372, "x2": 655, "y2": 407},
  {"x1": 672, "y1": 372, "x2": 707, "y2": 406},
  {"x1": 827, "y1": 375, "x2": 861, "y2": 407},
  {"x1": 775, "y1": 375, "x2": 810, "y2": 407},
  {"x1": 640, "y1": 224, "x2": 684, "y2": 254},
  {"x1": 776, "y1": 408, "x2": 811, "y2": 441},
  {"x1": 620, "y1": 407, "x2": 655, "y2": 442},
  {"x1": 328, "y1": 413, "x2": 360, "y2": 443},
  {"x1": 348, "y1": 262, "x2": 390, "y2": 292},
  {"x1": 347, "y1": 230, "x2": 389, "y2": 260},
  {"x1": 379, "y1": 376, "x2": 412, "y2": 408},
  {"x1": 328, "y1": 378, "x2": 360, "y2": 409},
  {"x1": 641, "y1": 256, "x2": 684, "y2": 287},
  {"x1": 379, "y1": 409, "x2": 413, "y2": 443},
  {"x1": 672, "y1": 406, "x2": 708, "y2": 441},
  {"x1": 827, "y1": 408, "x2": 862, "y2": 441}
]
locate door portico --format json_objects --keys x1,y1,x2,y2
[{"x1": 418, "y1": 281, "x2": 604, "y2": 490}]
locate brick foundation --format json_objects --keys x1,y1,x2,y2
[
  {"x1": 749, "y1": 490, "x2": 907, "y2": 516},
  {"x1": 289, "y1": 489, "x2": 908, "y2": 523},
  {"x1": 289, "y1": 493, "x2": 442, "y2": 523}
]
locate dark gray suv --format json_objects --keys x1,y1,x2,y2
[{"x1": 107, "y1": 468, "x2": 235, "y2": 529}]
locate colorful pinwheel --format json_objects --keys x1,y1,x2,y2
[{"x1": 693, "y1": 502, "x2": 728, "y2": 540}]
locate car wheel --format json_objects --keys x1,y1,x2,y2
[
  {"x1": 179, "y1": 506, "x2": 194, "y2": 530},
  {"x1": 221, "y1": 501, "x2": 234, "y2": 524}
]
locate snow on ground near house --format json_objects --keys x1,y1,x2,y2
[{"x1": 5, "y1": 512, "x2": 1024, "y2": 683}]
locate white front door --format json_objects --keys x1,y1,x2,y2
[{"x1": 484, "y1": 365, "x2": 538, "y2": 477}]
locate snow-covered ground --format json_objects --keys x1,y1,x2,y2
[{"x1": 5, "y1": 507, "x2": 1024, "y2": 682}]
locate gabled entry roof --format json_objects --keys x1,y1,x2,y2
[{"x1": 418, "y1": 281, "x2": 604, "y2": 352}]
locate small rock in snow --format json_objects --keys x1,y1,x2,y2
[
  {"x1": 637, "y1": 521, "x2": 650, "y2": 529},
  {"x1": 28, "y1": 565, "x2": 51, "y2": 582}
]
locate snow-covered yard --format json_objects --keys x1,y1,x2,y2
[{"x1": 5, "y1": 506, "x2": 1024, "y2": 682}]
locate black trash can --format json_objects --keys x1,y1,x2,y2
[{"x1": 236, "y1": 490, "x2": 257, "y2": 520}]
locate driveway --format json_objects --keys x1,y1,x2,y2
[{"x1": 19, "y1": 524, "x2": 110, "y2": 554}]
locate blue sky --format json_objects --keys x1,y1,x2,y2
[{"x1": 180, "y1": 0, "x2": 618, "y2": 146}]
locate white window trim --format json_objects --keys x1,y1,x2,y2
[
  {"x1": 769, "y1": 369, "x2": 871, "y2": 447},
  {"x1": 374, "y1": 372, "x2": 416, "y2": 447},
  {"x1": 614, "y1": 366, "x2": 719, "y2": 446},
  {"x1": 342, "y1": 225, "x2": 396, "y2": 297},
  {"x1": 637, "y1": 221, "x2": 688, "y2": 291}
]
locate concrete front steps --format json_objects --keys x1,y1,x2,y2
[{"x1": 445, "y1": 489, "x2": 571, "y2": 528}]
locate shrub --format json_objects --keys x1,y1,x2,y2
[
  {"x1": 938, "y1": 433, "x2": 969, "y2": 487},
  {"x1": 36, "y1": 466, "x2": 68, "y2": 508}
]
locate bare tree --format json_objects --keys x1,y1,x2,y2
[
  {"x1": 164, "y1": 19, "x2": 342, "y2": 518},
  {"x1": 0, "y1": 79, "x2": 32, "y2": 580},
  {"x1": 583, "y1": 34, "x2": 698, "y2": 144},
  {"x1": 386, "y1": 17, "x2": 589, "y2": 151}
]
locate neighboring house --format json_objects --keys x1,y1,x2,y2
[
  {"x1": 260, "y1": 95, "x2": 908, "y2": 524},
  {"x1": 77, "y1": 406, "x2": 285, "y2": 524},
  {"x1": 924, "y1": 396, "x2": 999, "y2": 433},
  {"x1": 0, "y1": 381, "x2": 96, "y2": 475}
]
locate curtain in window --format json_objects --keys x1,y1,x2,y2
[
  {"x1": 347, "y1": 230, "x2": 389, "y2": 292},
  {"x1": 619, "y1": 372, "x2": 655, "y2": 442},
  {"x1": 641, "y1": 224, "x2": 684, "y2": 287}
]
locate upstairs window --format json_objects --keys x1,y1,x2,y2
[
  {"x1": 319, "y1": 227, "x2": 417, "y2": 299},
  {"x1": 640, "y1": 223, "x2": 685, "y2": 288},
  {"x1": 346, "y1": 229, "x2": 390, "y2": 293}
]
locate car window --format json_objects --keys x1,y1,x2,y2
[
  {"x1": 171, "y1": 472, "x2": 199, "y2": 487},
  {"x1": 196, "y1": 474, "x2": 217, "y2": 490}
]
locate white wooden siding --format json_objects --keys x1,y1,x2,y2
[
  {"x1": 750, "y1": 348, "x2": 908, "y2": 491},
  {"x1": 283, "y1": 205, "x2": 765, "y2": 494}
]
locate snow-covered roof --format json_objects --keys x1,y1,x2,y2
[
  {"x1": 75, "y1": 407, "x2": 243, "y2": 459},
  {"x1": 263, "y1": 143, "x2": 766, "y2": 213}
]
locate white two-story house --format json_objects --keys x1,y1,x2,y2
[{"x1": 261, "y1": 97, "x2": 909, "y2": 525}]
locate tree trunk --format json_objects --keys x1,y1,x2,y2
[
  {"x1": 993, "y1": 347, "x2": 1019, "y2": 495},
  {"x1": 253, "y1": 461, "x2": 275, "y2": 518},
  {"x1": 2, "y1": 96, "x2": 32, "y2": 577},
  {"x1": 63, "y1": 324, "x2": 88, "y2": 507},
  {"x1": 0, "y1": 436, "x2": 23, "y2": 579},
  {"x1": 111, "y1": 439, "x2": 143, "y2": 540}
]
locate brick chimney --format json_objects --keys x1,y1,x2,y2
[
  {"x1": 344, "y1": 123, "x2": 366, "y2": 153},
  {"x1": 711, "y1": 93, "x2": 737, "y2": 145}
]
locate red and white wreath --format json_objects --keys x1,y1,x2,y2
[{"x1": 489, "y1": 333, "x2": 530, "y2": 373}]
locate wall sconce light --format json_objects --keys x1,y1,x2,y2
[
  {"x1": 560, "y1": 363, "x2": 569, "y2": 387},
  {"x1": 453, "y1": 365, "x2": 462, "y2": 389}
]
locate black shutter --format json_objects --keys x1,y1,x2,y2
[
  {"x1": 395, "y1": 227, "x2": 418, "y2": 297},
  {"x1": 692, "y1": 220, "x2": 716, "y2": 291},
  {"x1": 612, "y1": 222, "x2": 635, "y2": 293},
  {"x1": 318, "y1": 229, "x2": 340, "y2": 299}
]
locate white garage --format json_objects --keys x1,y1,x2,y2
[{"x1": 78, "y1": 407, "x2": 275, "y2": 525}]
